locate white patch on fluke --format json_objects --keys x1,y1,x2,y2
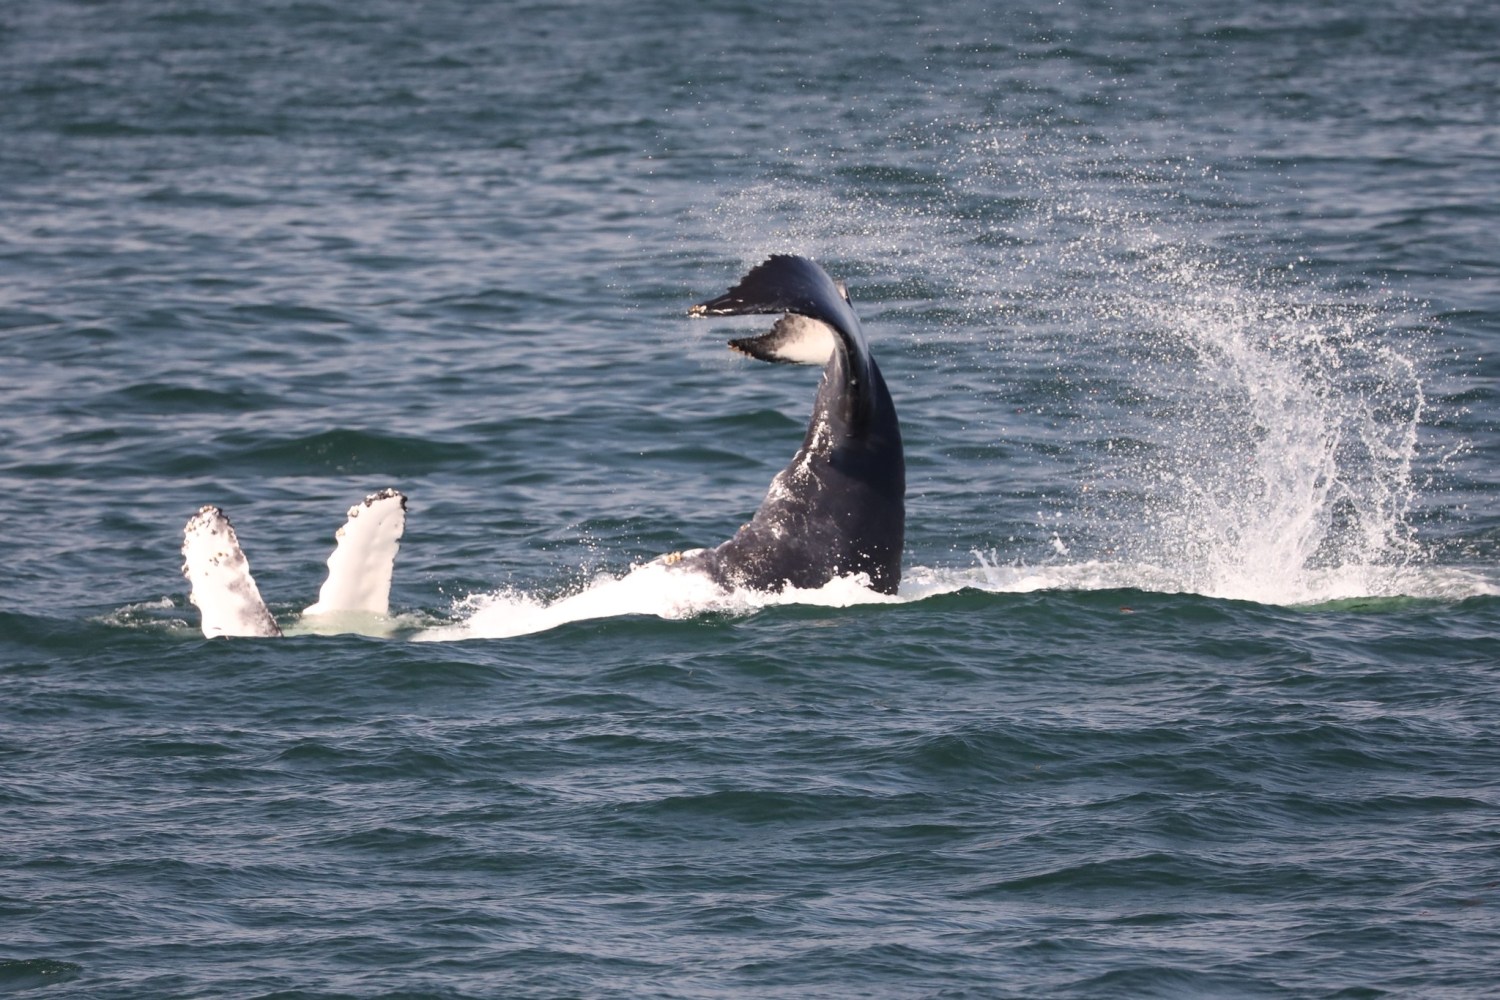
[
  {"x1": 302, "y1": 489, "x2": 406, "y2": 618},
  {"x1": 181, "y1": 506, "x2": 282, "y2": 638},
  {"x1": 730, "y1": 314, "x2": 838, "y2": 365}
]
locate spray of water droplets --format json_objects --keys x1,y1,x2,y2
[
  {"x1": 1072, "y1": 243, "x2": 1429, "y2": 603},
  {"x1": 690, "y1": 121, "x2": 1475, "y2": 605},
  {"x1": 411, "y1": 121, "x2": 1483, "y2": 642}
]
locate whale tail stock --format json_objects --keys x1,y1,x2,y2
[{"x1": 680, "y1": 254, "x2": 906, "y2": 595}]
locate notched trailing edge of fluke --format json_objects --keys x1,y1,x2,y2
[
  {"x1": 687, "y1": 255, "x2": 857, "y2": 371},
  {"x1": 685, "y1": 254, "x2": 849, "y2": 320}
]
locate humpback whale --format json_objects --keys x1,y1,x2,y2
[
  {"x1": 175, "y1": 256, "x2": 903, "y2": 638},
  {"x1": 182, "y1": 505, "x2": 284, "y2": 638},
  {"x1": 181, "y1": 489, "x2": 407, "y2": 638},
  {"x1": 673, "y1": 255, "x2": 906, "y2": 594}
]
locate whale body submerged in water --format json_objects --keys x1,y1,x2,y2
[{"x1": 179, "y1": 255, "x2": 905, "y2": 637}]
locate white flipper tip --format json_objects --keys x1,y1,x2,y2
[
  {"x1": 302, "y1": 489, "x2": 407, "y2": 618},
  {"x1": 181, "y1": 505, "x2": 282, "y2": 638}
]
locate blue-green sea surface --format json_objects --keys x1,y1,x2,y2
[{"x1": 3, "y1": 1, "x2": 1498, "y2": 997}]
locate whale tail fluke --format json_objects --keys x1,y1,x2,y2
[
  {"x1": 182, "y1": 506, "x2": 283, "y2": 638},
  {"x1": 691, "y1": 254, "x2": 884, "y2": 432},
  {"x1": 690, "y1": 254, "x2": 867, "y2": 380},
  {"x1": 688, "y1": 254, "x2": 851, "y2": 320},
  {"x1": 302, "y1": 488, "x2": 407, "y2": 617}
]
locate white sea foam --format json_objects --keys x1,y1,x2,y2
[
  {"x1": 96, "y1": 597, "x2": 193, "y2": 632},
  {"x1": 414, "y1": 555, "x2": 1496, "y2": 642},
  {"x1": 968, "y1": 552, "x2": 1498, "y2": 607},
  {"x1": 413, "y1": 560, "x2": 902, "y2": 642}
]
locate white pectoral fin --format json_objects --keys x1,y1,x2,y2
[
  {"x1": 182, "y1": 506, "x2": 283, "y2": 638},
  {"x1": 728, "y1": 313, "x2": 837, "y2": 366},
  {"x1": 302, "y1": 489, "x2": 407, "y2": 617}
]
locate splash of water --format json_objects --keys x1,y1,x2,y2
[
  {"x1": 1076, "y1": 242, "x2": 1430, "y2": 604},
  {"x1": 414, "y1": 561, "x2": 907, "y2": 642},
  {"x1": 691, "y1": 121, "x2": 1461, "y2": 606},
  {"x1": 412, "y1": 549, "x2": 1493, "y2": 643}
]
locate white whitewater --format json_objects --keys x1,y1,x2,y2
[
  {"x1": 415, "y1": 556, "x2": 1498, "y2": 643},
  {"x1": 414, "y1": 560, "x2": 903, "y2": 643}
]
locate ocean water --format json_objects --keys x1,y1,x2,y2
[{"x1": 3, "y1": 0, "x2": 1498, "y2": 996}]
